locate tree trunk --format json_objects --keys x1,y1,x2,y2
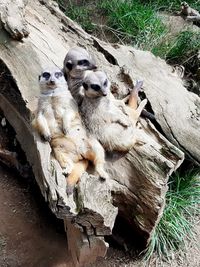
[{"x1": 0, "y1": 0, "x2": 190, "y2": 265}]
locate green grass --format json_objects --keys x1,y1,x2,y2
[
  {"x1": 153, "y1": 30, "x2": 200, "y2": 64},
  {"x1": 57, "y1": 0, "x2": 96, "y2": 32},
  {"x1": 98, "y1": 0, "x2": 167, "y2": 50},
  {"x1": 57, "y1": 0, "x2": 200, "y2": 64},
  {"x1": 144, "y1": 170, "x2": 200, "y2": 261},
  {"x1": 141, "y1": 0, "x2": 200, "y2": 11}
]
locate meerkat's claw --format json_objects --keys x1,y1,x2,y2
[
  {"x1": 62, "y1": 164, "x2": 73, "y2": 176},
  {"x1": 99, "y1": 176, "x2": 107, "y2": 181},
  {"x1": 66, "y1": 184, "x2": 74, "y2": 196},
  {"x1": 41, "y1": 134, "x2": 51, "y2": 142},
  {"x1": 63, "y1": 127, "x2": 69, "y2": 135},
  {"x1": 98, "y1": 170, "x2": 109, "y2": 181}
]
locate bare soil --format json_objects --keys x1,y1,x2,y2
[{"x1": 0, "y1": 164, "x2": 74, "y2": 267}]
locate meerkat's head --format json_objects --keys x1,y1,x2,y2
[
  {"x1": 82, "y1": 71, "x2": 111, "y2": 98},
  {"x1": 181, "y1": 2, "x2": 189, "y2": 9},
  {"x1": 63, "y1": 47, "x2": 97, "y2": 78},
  {"x1": 39, "y1": 67, "x2": 67, "y2": 92}
]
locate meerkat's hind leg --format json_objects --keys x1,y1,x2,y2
[
  {"x1": 128, "y1": 80, "x2": 143, "y2": 110},
  {"x1": 86, "y1": 139, "x2": 109, "y2": 181},
  {"x1": 53, "y1": 147, "x2": 74, "y2": 175},
  {"x1": 66, "y1": 160, "x2": 88, "y2": 195}
]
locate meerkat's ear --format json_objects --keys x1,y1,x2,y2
[
  {"x1": 65, "y1": 60, "x2": 73, "y2": 71},
  {"x1": 38, "y1": 75, "x2": 41, "y2": 81},
  {"x1": 82, "y1": 82, "x2": 88, "y2": 90}
]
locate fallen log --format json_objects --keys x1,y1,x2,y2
[{"x1": 0, "y1": 0, "x2": 186, "y2": 265}]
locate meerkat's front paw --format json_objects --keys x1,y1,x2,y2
[{"x1": 41, "y1": 134, "x2": 51, "y2": 142}]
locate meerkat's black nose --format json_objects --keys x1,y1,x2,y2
[
  {"x1": 102, "y1": 92, "x2": 107, "y2": 96},
  {"x1": 49, "y1": 80, "x2": 56, "y2": 85},
  {"x1": 90, "y1": 64, "x2": 97, "y2": 70}
]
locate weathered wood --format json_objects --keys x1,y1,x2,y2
[
  {"x1": 0, "y1": 0, "x2": 187, "y2": 264},
  {"x1": 0, "y1": 0, "x2": 29, "y2": 40},
  {"x1": 65, "y1": 218, "x2": 108, "y2": 267}
]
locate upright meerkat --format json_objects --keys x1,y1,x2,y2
[
  {"x1": 178, "y1": 2, "x2": 200, "y2": 20},
  {"x1": 32, "y1": 67, "x2": 108, "y2": 194},
  {"x1": 80, "y1": 71, "x2": 147, "y2": 152},
  {"x1": 63, "y1": 47, "x2": 97, "y2": 105}
]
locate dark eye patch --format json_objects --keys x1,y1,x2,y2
[
  {"x1": 103, "y1": 79, "x2": 108, "y2": 87},
  {"x1": 83, "y1": 82, "x2": 88, "y2": 90},
  {"x1": 42, "y1": 72, "x2": 50, "y2": 79},
  {"x1": 55, "y1": 72, "x2": 63, "y2": 78},
  {"x1": 91, "y1": 84, "x2": 101, "y2": 91},
  {"x1": 66, "y1": 61, "x2": 73, "y2": 70},
  {"x1": 78, "y1": 59, "x2": 89, "y2": 66}
]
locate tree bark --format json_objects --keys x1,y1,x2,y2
[{"x1": 0, "y1": 0, "x2": 189, "y2": 265}]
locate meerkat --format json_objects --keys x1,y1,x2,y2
[
  {"x1": 63, "y1": 47, "x2": 97, "y2": 106},
  {"x1": 178, "y1": 2, "x2": 200, "y2": 21},
  {"x1": 64, "y1": 47, "x2": 155, "y2": 121},
  {"x1": 80, "y1": 70, "x2": 147, "y2": 152},
  {"x1": 32, "y1": 67, "x2": 108, "y2": 194}
]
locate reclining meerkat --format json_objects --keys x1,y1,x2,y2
[
  {"x1": 32, "y1": 67, "x2": 108, "y2": 194},
  {"x1": 80, "y1": 70, "x2": 147, "y2": 152}
]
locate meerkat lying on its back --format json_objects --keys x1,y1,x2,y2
[
  {"x1": 32, "y1": 68, "x2": 108, "y2": 194},
  {"x1": 63, "y1": 47, "x2": 97, "y2": 105},
  {"x1": 80, "y1": 71, "x2": 147, "y2": 152}
]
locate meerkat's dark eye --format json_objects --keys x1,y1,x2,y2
[
  {"x1": 83, "y1": 82, "x2": 88, "y2": 90},
  {"x1": 103, "y1": 79, "x2": 108, "y2": 87},
  {"x1": 91, "y1": 84, "x2": 101, "y2": 91},
  {"x1": 78, "y1": 59, "x2": 89, "y2": 66},
  {"x1": 55, "y1": 72, "x2": 63, "y2": 78},
  {"x1": 42, "y1": 72, "x2": 50, "y2": 79},
  {"x1": 66, "y1": 61, "x2": 73, "y2": 70}
]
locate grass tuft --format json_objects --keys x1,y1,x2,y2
[
  {"x1": 144, "y1": 170, "x2": 200, "y2": 262},
  {"x1": 153, "y1": 30, "x2": 200, "y2": 63},
  {"x1": 98, "y1": 0, "x2": 167, "y2": 50},
  {"x1": 57, "y1": 0, "x2": 96, "y2": 32}
]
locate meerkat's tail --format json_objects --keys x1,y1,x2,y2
[
  {"x1": 128, "y1": 80, "x2": 143, "y2": 109},
  {"x1": 66, "y1": 160, "x2": 88, "y2": 195}
]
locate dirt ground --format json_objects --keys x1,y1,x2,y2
[
  {"x1": 0, "y1": 164, "x2": 74, "y2": 267},
  {"x1": 0, "y1": 163, "x2": 200, "y2": 267}
]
